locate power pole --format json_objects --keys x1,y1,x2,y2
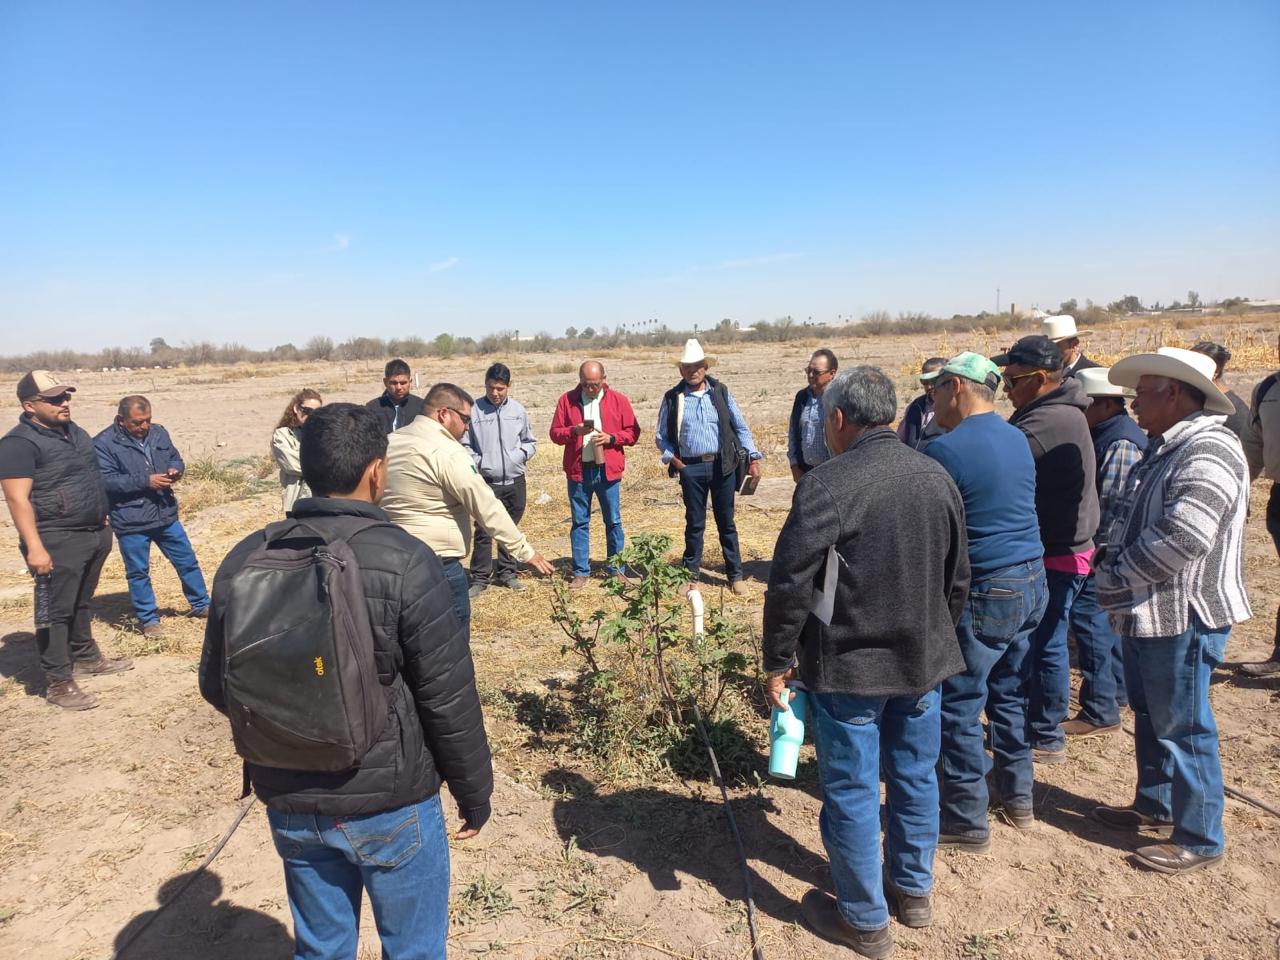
[{"x1": 996, "y1": 288, "x2": 1001, "y2": 314}]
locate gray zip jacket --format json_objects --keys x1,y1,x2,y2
[{"x1": 463, "y1": 395, "x2": 536, "y2": 485}]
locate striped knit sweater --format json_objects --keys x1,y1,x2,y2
[{"x1": 1095, "y1": 412, "x2": 1251, "y2": 638}]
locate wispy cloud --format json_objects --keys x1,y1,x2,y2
[
  {"x1": 715, "y1": 251, "x2": 806, "y2": 270},
  {"x1": 428, "y1": 256, "x2": 460, "y2": 274},
  {"x1": 327, "y1": 233, "x2": 351, "y2": 253}
]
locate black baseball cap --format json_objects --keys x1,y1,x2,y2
[{"x1": 990, "y1": 335, "x2": 1063, "y2": 371}]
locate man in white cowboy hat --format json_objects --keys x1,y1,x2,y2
[
  {"x1": 1092, "y1": 347, "x2": 1249, "y2": 875},
  {"x1": 1060, "y1": 368, "x2": 1148, "y2": 739},
  {"x1": 655, "y1": 339, "x2": 762, "y2": 596},
  {"x1": 1041, "y1": 315, "x2": 1100, "y2": 378}
]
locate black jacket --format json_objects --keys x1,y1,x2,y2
[
  {"x1": 198, "y1": 497, "x2": 493, "y2": 824},
  {"x1": 1063, "y1": 355, "x2": 1101, "y2": 378},
  {"x1": 1, "y1": 415, "x2": 107, "y2": 533},
  {"x1": 763, "y1": 428, "x2": 970, "y2": 697},
  {"x1": 93, "y1": 423, "x2": 184, "y2": 534},
  {"x1": 367, "y1": 393, "x2": 425, "y2": 433},
  {"x1": 1008, "y1": 377, "x2": 1100, "y2": 556}
]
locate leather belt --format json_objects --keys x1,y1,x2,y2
[{"x1": 690, "y1": 453, "x2": 717, "y2": 462}]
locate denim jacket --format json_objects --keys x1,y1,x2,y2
[{"x1": 93, "y1": 423, "x2": 184, "y2": 534}]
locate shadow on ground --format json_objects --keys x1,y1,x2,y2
[
  {"x1": 0, "y1": 631, "x2": 42, "y2": 697},
  {"x1": 545, "y1": 768, "x2": 828, "y2": 926},
  {"x1": 114, "y1": 869, "x2": 293, "y2": 960}
]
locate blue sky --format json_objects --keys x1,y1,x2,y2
[{"x1": 2, "y1": 1, "x2": 1278, "y2": 352}]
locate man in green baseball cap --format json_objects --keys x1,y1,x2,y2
[{"x1": 920, "y1": 352, "x2": 1049, "y2": 851}]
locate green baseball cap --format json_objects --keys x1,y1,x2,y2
[{"x1": 919, "y1": 352, "x2": 1001, "y2": 390}]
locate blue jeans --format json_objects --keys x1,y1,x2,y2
[
  {"x1": 811, "y1": 688, "x2": 941, "y2": 931},
  {"x1": 940, "y1": 559, "x2": 1047, "y2": 835},
  {"x1": 1069, "y1": 573, "x2": 1127, "y2": 726},
  {"x1": 1027, "y1": 568, "x2": 1087, "y2": 751},
  {"x1": 1267, "y1": 484, "x2": 1280, "y2": 656},
  {"x1": 116, "y1": 520, "x2": 209, "y2": 626},
  {"x1": 567, "y1": 464, "x2": 625, "y2": 577},
  {"x1": 267, "y1": 793, "x2": 450, "y2": 960},
  {"x1": 440, "y1": 559, "x2": 470, "y2": 634},
  {"x1": 1124, "y1": 613, "x2": 1229, "y2": 857},
  {"x1": 677, "y1": 458, "x2": 742, "y2": 580}
]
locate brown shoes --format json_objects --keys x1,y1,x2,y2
[
  {"x1": 141, "y1": 623, "x2": 165, "y2": 638},
  {"x1": 1093, "y1": 804, "x2": 1174, "y2": 837},
  {"x1": 799, "y1": 890, "x2": 894, "y2": 958},
  {"x1": 1133, "y1": 843, "x2": 1223, "y2": 874},
  {"x1": 1237, "y1": 658, "x2": 1280, "y2": 677},
  {"x1": 1062, "y1": 717, "x2": 1122, "y2": 737},
  {"x1": 73, "y1": 656, "x2": 135, "y2": 678},
  {"x1": 569, "y1": 576, "x2": 589, "y2": 590},
  {"x1": 46, "y1": 679, "x2": 98, "y2": 711},
  {"x1": 729, "y1": 579, "x2": 750, "y2": 597},
  {"x1": 676, "y1": 582, "x2": 694, "y2": 598}
]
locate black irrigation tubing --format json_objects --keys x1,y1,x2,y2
[
  {"x1": 1120, "y1": 725, "x2": 1280, "y2": 820},
  {"x1": 689, "y1": 698, "x2": 766, "y2": 960},
  {"x1": 111, "y1": 794, "x2": 257, "y2": 960}
]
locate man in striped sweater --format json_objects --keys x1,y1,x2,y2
[{"x1": 1092, "y1": 347, "x2": 1251, "y2": 875}]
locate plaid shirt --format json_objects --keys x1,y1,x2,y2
[
  {"x1": 1095, "y1": 437, "x2": 1143, "y2": 550},
  {"x1": 1096, "y1": 413, "x2": 1251, "y2": 637}
]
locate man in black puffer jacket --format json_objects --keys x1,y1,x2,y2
[{"x1": 200, "y1": 403, "x2": 491, "y2": 960}]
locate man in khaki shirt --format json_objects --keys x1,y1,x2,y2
[{"x1": 383, "y1": 383, "x2": 553, "y2": 630}]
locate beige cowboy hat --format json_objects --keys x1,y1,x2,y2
[
  {"x1": 1108, "y1": 347, "x2": 1235, "y2": 415},
  {"x1": 1041, "y1": 315, "x2": 1090, "y2": 341},
  {"x1": 1076, "y1": 366, "x2": 1133, "y2": 399},
  {"x1": 677, "y1": 338, "x2": 714, "y2": 367}
]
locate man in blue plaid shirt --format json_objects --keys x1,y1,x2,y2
[{"x1": 1062, "y1": 368, "x2": 1147, "y2": 739}]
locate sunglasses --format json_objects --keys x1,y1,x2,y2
[
  {"x1": 1001, "y1": 370, "x2": 1043, "y2": 390},
  {"x1": 446, "y1": 407, "x2": 472, "y2": 427},
  {"x1": 37, "y1": 393, "x2": 72, "y2": 406},
  {"x1": 804, "y1": 367, "x2": 832, "y2": 377},
  {"x1": 298, "y1": 405, "x2": 321, "y2": 416}
]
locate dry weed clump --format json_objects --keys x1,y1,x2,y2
[{"x1": 178, "y1": 456, "x2": 271, "y2": 517}]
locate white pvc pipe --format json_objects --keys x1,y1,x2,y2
[{"x1": 688, "y1": 588, "x2": 705, "y2": 642}]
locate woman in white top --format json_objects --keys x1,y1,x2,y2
[{"x1": 271, "y1": 389, "x2": 323, "y2": 513}]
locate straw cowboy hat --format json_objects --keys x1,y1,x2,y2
[
  {"x1": 1108, "y1": 346, "x2": 1235, "y2": 415},
  {"x1": 677, "y1": 338, "x2": 714, "y2": 366},
  {"x1": 1041, "y1": 315, "x2": 1091, "y2": 342},
  {"x1": 1076, "y1": 366, "x2": 1133, "y2": 399}
]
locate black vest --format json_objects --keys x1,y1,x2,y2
[
  {"x1": 662, "y1": 376, "x2": 743, "y2": 478},
  {"x1": 789, "y1": 388, "x2": 812, "y2": 470},
  {"x1": 1090, "y1": 411, "x2": 1148, "y2": 491},
  {"x1": 3, "y1": 415, "x2": 108, "y2": 532}
]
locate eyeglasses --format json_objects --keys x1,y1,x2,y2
[
  {"x1": 298, "y1": 405, "x2": 320, "y2": 417},
  {"x1": 446, "y1": 407, "x2": 472, "y2": 427},
  {"x1": 36, "y1": 393, "x2": 72, "y2": 406},
  {"x1": 1001, "y1": 370, "x2": 1043, "y2": 390},
  {"x1": 932, "y1": 377, "x2": 959, "y2": 393},
  {"x1": 805, "y1": 367, "x2": 832, "y2": 377}
]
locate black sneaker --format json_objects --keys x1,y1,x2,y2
[
  {"x1": 495, "y1": 577, "x2": 526, "y2": 592},
  {"x1": 467, "y1": 581, "x2": 489, "y2": 599},
  {"x1": 937, "y1": 831, "x2": 992, "y2": 854},
  {"x1": 1000, "y1": 804, "x2": 1035, "y2": 831},
  {"x1": 799, "y1": 890, "x2": 894, "y2": 958},
  {"x1": 884, "y1": 879, "x2": 932, "y2": 928}
]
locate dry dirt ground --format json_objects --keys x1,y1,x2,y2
[{"x1": 1, "y1": 320, "x2": 1278, "y2": 960}]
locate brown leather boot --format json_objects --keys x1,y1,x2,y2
[
  {"x1": 73, "y1": 656, "x2": 135, "y2": 677},
  {"x1": 46, "y1": 679, "x2": 98, "y2": 711}
]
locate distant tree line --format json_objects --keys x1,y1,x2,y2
[{"x1": 0, "y1": 294, "x2": 1263, "y2": 373}]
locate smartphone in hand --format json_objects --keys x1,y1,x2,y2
[{"x1": 738, "y1": 473, "x2": 760, "y2": 496}]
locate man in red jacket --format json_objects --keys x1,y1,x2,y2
[{"x1": 549, "y1": 361, "x2": 641, "y2": 588}]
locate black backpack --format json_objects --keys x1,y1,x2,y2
[{"x1": 221, "y1": 516, "x2": 390, "y2": 772}]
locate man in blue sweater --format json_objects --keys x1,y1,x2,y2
[
  {"x1": 923, "y1": 353, "x2": 1048, "y2": 849},
  {"x1": 95, "y1": 396, "x2": 210, "y2": 636}
]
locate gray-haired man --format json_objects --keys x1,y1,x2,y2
[{"x1": 764, "y1": 366, "x2": 969, "y2": 958}]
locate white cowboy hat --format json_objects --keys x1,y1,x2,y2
[
  {"x1": 677, "y1": 338, "x2": 713, "y2": 366},
  {"x1": 1041, "y1": 315, "x2": 1090, "y2": 342},
  {"x1": 1108, "y1": 346, "x2": 1235, "y2": 415},
  {"x1": 1076, "y1": 366, "x2": 1133, "y2": 399}
]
